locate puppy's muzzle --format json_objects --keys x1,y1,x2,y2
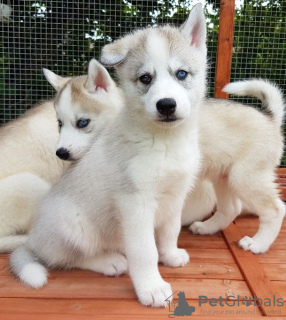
[
  {"x1": 56, "y1": 148, "x2": 70, "y2": 161},
  {"x1": 156, "y1": 98, "x2": 177, "y2": 122}
]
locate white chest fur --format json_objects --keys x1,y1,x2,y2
[{"x1": 127, "y1": 129, "x2": 201, "y2": 195}]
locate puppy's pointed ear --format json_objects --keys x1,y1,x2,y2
[
  {"x1": 84, "y1": 59, "x2": 114, "y2": 93},
  {"x1": 180, "y1": 3, "x2": 206, "y2": 53},
  {"x1": 43, "y1": 68, "x2": 71, "y2": 92},
  {"x1": 100, "y1": 36, "x2": 132, "y2": 67}
]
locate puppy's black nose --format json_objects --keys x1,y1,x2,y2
[
  {"x1": 56, "y1": 148, "x2": 70, "y2": 160},
  {"x1": 156, "y1": 98, "x2": 176, "y2": 116}
]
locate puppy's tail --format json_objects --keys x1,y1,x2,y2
[
  {"x1": 0, "y1": 235, "x2": 28, "y2": 253},
  {"x1": 10, "y1": 245, "x2": 48, "y2": 288},
  {"x1": 223, "y1": 79, "x2": 285, "y2": 127}
]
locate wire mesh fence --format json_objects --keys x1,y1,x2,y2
[
  {"x1": 0, "y1": 0, "x2": 219, "y2": 123},
  {"x1": 0, "y1": 0, "x2": 285, "y2": 163},
  {"x1": 231, "y1": 1, "x2": 286, "y2": 99},
  {"x1": 230, "y1": 0, "x2": 286, "y2": 166}
]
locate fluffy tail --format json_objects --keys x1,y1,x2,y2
[
  {"x1": 0, "y1": 235, "x2": 28, "y2": 253},
  {"x1": 223, "y1": 79, "x2": 285, "y2": 127},
  {"x1": 10, "y1": 246, "x2": 48, "y2": 288}
]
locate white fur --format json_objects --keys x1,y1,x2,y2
[
  {"x1": 0, "y1": 102, "x2": 66, "y2": 253},
  {"x1": 0, "y1": 235, "x2": 28, "y2": 253},
  {"x1": 223, "y1": 79, "x2": 284, "y2": 125},
  {"x1": 181, "y1": 179, "x2": 216, "y2": 226},
  {"x1": 10, "y1": 4, "x2": 207, "y2": 308},
  {"x1": 20, "y1": 263, "x2": 48, "y2": 288}
]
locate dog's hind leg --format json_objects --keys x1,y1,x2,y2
[
  {"x1": 181, "y1": 179, "x2": 216, "y2": 226},
  {"x1": 231, "y1": 168, "x2": 285, "y2": 254},
  {"x1": 238, "y1": 197, "x2": 285, "y2": 254},
  {"x1": 74, "y1": 252, "x2": 128, "y2": 276},
  {"x1": 0, "y1": 173, "x2": 50, "y2": 239},
  {"x1": 189, "y1": 177, "x2": 242, "y2": 235}
]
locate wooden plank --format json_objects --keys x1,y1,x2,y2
[
  {"x1": 0, "y1": 315, "x2": 270, "y2": 320},
  {"x1": 278, "y1": 187, "x2": 286, "y2": 201},
  {"x1": 275, "y1": 168, "x2": 286, "y2": 200},
  {"x1": 223, "y1": 222, "x2": 286, "y2": 316},
  {"x1": 0, "y1": 259, "x2": 242, "y2": 280},
  {"x1": 186, "y1": 248, "x2": 235, "y2": 263},
  {"x1": 235, "y1": 217, "x2": 286, "y2": 230},
  {"x1": 263, "y1": 265, "x2": 286, "y2": 281},
  {"x1": 0, "y1": 255, "x2": 241, "y2": 280},
  {"x1": 0, "y1": 249, "x2": 235, "y2": 276},
  {"x1": 214, "y1": 0, "x2": 235, "y2": 98},
  {"x1": 257, "y1": 251, "x2": 286, "y2": 265},
  {"x1": 272, "y1": 281, "x2": 286, "y2": 301},
  {"x1": 160, "y1": 262, "x2": 243, "y2": 280},
  {"x1": 179, "y1": 228, "x2": 227, "y2": 249},
  {"x1": 0, "y1": 276, "x2": 251, "y2": 300},
  {"x1": 234, "y1": 226, "x2": 286, "y2": 237},
  {"x1": 0, "y1": 298, "x2": 262, "y2": 318},
  {"x1": 0, "y1": 316, "x2": 173, "y2": 320}
]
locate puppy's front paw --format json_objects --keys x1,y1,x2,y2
[
  {"x1": 137, "y1": 280, "x2": 172, "y2": 307},
  {"x1": 189, "y1": 221, "x2": 213, "y2": 235},
  {"x1": 160, "y1": 248, "x2": 189, "y2": 267},
  {"x1": 103, "y1": 253, "x2": 128, "y2": 276},
  {"x1": 238, "y1": 236, "x2": 268, "y2": 254}
]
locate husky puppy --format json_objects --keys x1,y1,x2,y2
[
  {"x1": 184, "y1": 79, "x2": 285, "y2": 254},
  {"x1": 0, "y1": 59, "x2": 122, "y2": 252},
  {"x1": 10, "y1": 4, "x2": 206, "y2": 308}
]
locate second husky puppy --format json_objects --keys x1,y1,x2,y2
[
  {"x1": 11, "y1": 4, "x2": 206, "y2": 307},
  {"x1": 0, "y1": 59, "x2": 122, "y2": 252}
]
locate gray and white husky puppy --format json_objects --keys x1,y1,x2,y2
[{"x1": 10, "y1": 4, "x2": 207, "y2": 307}]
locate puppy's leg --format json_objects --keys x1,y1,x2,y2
[
  {"x1": 239, "y1": 201, "x2": 284, "y2": 254},
  {"x1": 231, "y1": 169, "x2": 284, "y2": 254},
  {"x1": 157, "y1": 194, "x2": 189, "y2": 268},
  {"x1": 190, "y1": 178, "x2": 242, "y2": 235},
  {"x1": 118, "y1": 193, "x2": 172, "y2": 308},
  {"x1": 238, "y1": 197, "x2": 284, "y2": 254},
  {"x1": 74, "y1": 252, "x2": 128, "y2": 276},
  {"x1": 0, "y1": 173, "x2": 50, "y2": 237},
  {"x1": 181, "y1": 179, "x2": 216, "y2": 226}
]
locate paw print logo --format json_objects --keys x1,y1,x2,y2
[{"x1": 241, "y1": 296, "x2": 252, "y2": 306}]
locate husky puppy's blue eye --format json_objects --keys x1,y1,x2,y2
[
  {"x1": 139, "y1": 74, "x2": 152, "y2": 85},
  {"x1": 76, "y1": 119, "x2": 90, "y2": 129},
  {"x1": 176, "y1": 70, "x2": 188, "y2": 80}
]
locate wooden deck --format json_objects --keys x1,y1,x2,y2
[{"x1": 0, "y1": 215, "x2": 286, "y2": 319}]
